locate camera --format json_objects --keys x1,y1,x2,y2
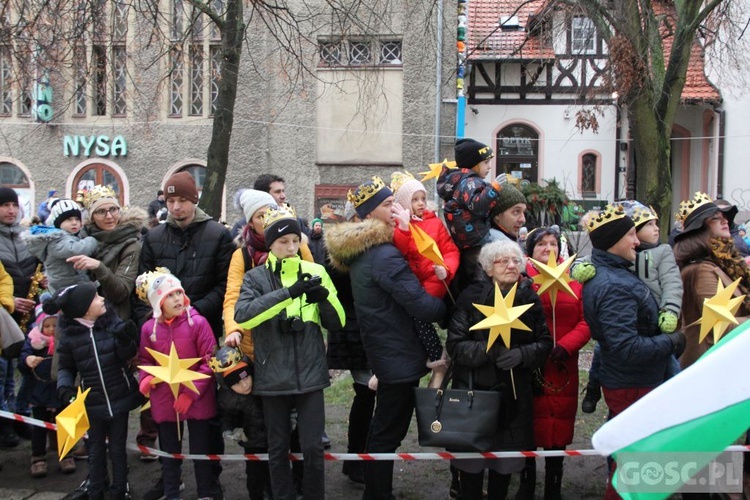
[
  {"x1": 308, "y1": 275, "x2": 322, "y2": 286},
  {"x1": 280, "y1": 312, "x2": 304, "y2": 333}
]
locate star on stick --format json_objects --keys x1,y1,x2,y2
[
  {"x1": 56, "y1": 387, "x2": 91, "y2": 460},
  {"x1": 687, "y1": 278, "x2": 745, "y2": 345},
  {"x1": 470, "y1": 282, "x2": 533, "y2": 352},
  {"x1": 420, "y1": 159, "x2": 456, "y2": 182},
  {"x1": 139, "y1": 342, "x2": 210, "y2": 399},
  {"x1": 528, "y1": 251, "x2": 578, "y2": 308}
]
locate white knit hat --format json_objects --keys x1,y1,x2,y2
[
  {"x1": 390, "y1": 171, "x2": 426, "y2": 212},
  {"x1": 239, "y1": 189, "x2": 276, "y2": 222}
]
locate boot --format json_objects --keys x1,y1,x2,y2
[
  {"x1": 342, "y1": 383, "x2": 375, "y2": 484},
  {"x1": 544, "y1": 456, "x2": 563, "y2": 500},
  {"x1": 581, "y1": 382, "x2": 601, "y2": 414},
  {"x1": 516, "y1": 457, "x2": 536, "y2": 500},
  {"x1": 488, "y1": 471, "x2": 511, "y2": 499},
  {"x1": 0, "y1": 418, "x2": 19, "y2": 448}
]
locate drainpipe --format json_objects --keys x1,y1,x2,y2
[
  {"x1": 716, "y1": 107, "x2": 725, "y2": 199},
  {"x1": 614, "y1": 105, "x2": 621, "y2": 201},
  {"x1": 434, "y1": 0, "x2": 443, "y2": 163}
]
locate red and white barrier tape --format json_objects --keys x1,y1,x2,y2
[{"x1": 0, "y1": 410, "x2": 56, "y2": 431}]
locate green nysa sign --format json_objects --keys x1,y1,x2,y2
[
  {"x1": 34, "y1": 73, "x2": 53, "y2": 123},
  {"x1": 63, "y1": 135, "x2": 128, "y2": 157}
]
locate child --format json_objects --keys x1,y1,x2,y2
[
  {"x1": 391, "y1": 171, "x2": 460, "y2": 387},
  {"x1": 574, "y1": 201, "x2": 684, "y2": 412},
  {"x1": 136, "y1": 268, "x2": 217, "y2": 500},
  {"x1": 234, "y1": 204, "x2": 345, "y2": 500},
  {"x1": 48, "y1": 282, "x2": 141, "y2": 500},
  {"x1": 210, "y1": 346, "x2": 269, "y2": 500},
  {"x1": 18, "y1": 307, "x2": 76, "y2": 477},
  {"x1": 25, "y1": 199, "x2": 97, "y2": 293}
]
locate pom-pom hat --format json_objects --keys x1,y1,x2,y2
[
  {"x1": 390, "y1": 171, "x2": 426, "y2": 211},
  {"x1": 42, "y1": 282, "x2": 98, "y2": 319}
]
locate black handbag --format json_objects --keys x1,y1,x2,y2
[{"x1": 414, "y1": 367, "x2": 501, "y2": 452}]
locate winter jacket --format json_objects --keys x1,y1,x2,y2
[
  {"x1": 525, "y1": 263, "x2": 590, "y2": 449},
  {"x1": 56, "y1": 307, "x2": 142, "y2": 419},
  {"x1": 731, "y1": 225, "x2": 750, "y2": 258},
  {"x1": 138, "y1": 208, "x2": 234, "y2": 338},
  {"x1": 216, "y1": 371, "x2": 266, "y2": 450},
  {"x1": 392, "y1": 209, "x2": 460, "y2": 299},
  {"x1": 447, "y1": 276, "x2": 552, "y2": 452},
  {"x1": 0, "y1": 222, "x2": 41, "y2": 321},
  {"x1": 82, "y1": 207, "x2": 146, "y2": 321},
  {"x1": 323, "y1": 263, "x2": 368, "y2": 371},
  {"x1": 326, "y1": 220, "x2": 446, "y2": 384},
  {"x1": 308, "y1": 231, "x2": 327, "y2": 266},
  {"x1": 582, "y1": 249, "x2": 675, "y2": 390},
  {"x1": 24, "y1": 225, "x2": 97, "y2": 292},
  {"x1": 0, "y1": 261, "x2": 14, "y2": 313},
  {"x1": 19, "y1": 332, "x2": 58, "y2": 408},
  {"x1": 234, "y1": 253, "x2": 344, "y2": 395},
  {"x1": 437, "y1": 164, "x2": 501, "y2": 249},
  {"x1": 679, "y1": 260, "x2": 750, "y2": 369},
  {"x1": 139, "y1": 309, "x2": 217, "y2": 423},
  {"x1": 634, "y1": 243, "x2": 683, "y2": 316}
]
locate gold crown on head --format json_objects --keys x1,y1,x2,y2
[
  {"x1": 630, "y1": 205, "x2": 658, "y2": 226},
  {"x1": 347, "y1": 176, "x2": 387, "y2": 208},
  {"x1": 83, "y1": 185, "x2": 117, "y2": 211},
  {"x1": 390, "y1": 171, "x2": 416, "y2": 193},
  {"x1": 209, "y1": 346, "x2": 244, "y2": 373},
  {"x1": 676, "y1": 192, "x2": 713, "y2": 223},
  {"x1": 261, "y1": 203, "x2": 297, "y2": 229},
  {"x1": 586, "y1": 204, "x2": 627, "y2": 233},
  {"x1": 135, "y1": 267, "x2": 172, "y2": 303}
]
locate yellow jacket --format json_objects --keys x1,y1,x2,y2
[{"x1": 0, "y1": 261, "x2": 14, "y2": 313}]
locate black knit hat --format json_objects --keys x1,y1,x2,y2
[
  {"x1": 49, "y1": 199, "x2": 83, "y2": 228},
  {"x1": 587, "y1": 205, "x2": 635, "y2": 251},
  {"x1": 42, "y1": 282, "x2": 98, "y2": 319},
  {"x1": 262, "y1": 204, "x2": 302, "y2": 248},
  {"x1": 0, "y1": 187, "x2": 18, "y2": 206},
  {"x1": 223, "y1": 359, "x2": 254, "y2": 387},
  {"x1": 455, "y1": 139, "x2": 495, "y2": 170},
  {"x1": 490, "y1": 183, "x2": 527, "y2": 217},
  {"x1": 525, "y1": 227, "x2": 561, "y2": 257}
]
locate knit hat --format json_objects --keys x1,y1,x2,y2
[
  {"x1": 347, "y1": 176, "x2": 393, "y2": 219},
  {"x1": 675, "y1": 192, "x2": 736, "y2": 241},
  {"x1": 135, "y1": 267, "x2": 189, "y2": 321},
  {"x1": 238, "y1": 189, "x2": 275, "y2": 222},
  {"x1": 311, "y1": 218, "x2": 323, "y2": 228},
  {"x1": 586, "y1": 204, "x2": 635, "y2": 251},
  {"x1": 164, "y1": 171, "x2": 199, "y2": 204},
  {"x1": 390, "y1": 171, "x2": 426, "y2": 211},
  {"x1": 42, "y1": 282, "x2": 98, "y2": 319},
  {"x1": 525, "y1": 227, "x2": 561, "y2": 257},
  {"x1": 619, "y1": 200, "x2": 657, "y2": 231},
  {"x1": 489, "y1": 183, "x2": 527, "y2": 217},
  {"x1": 454, "y1": 138, "x2": 494, "y2": 170},
  {"x1": 47, "y1": 189, "x2": 57, "y2": 198},
  {"x1": 262, "y1": 204, "x2": 302, "y2": 248},
  {"x1": 49, "y1": 199, "x2": 83, "y2": 228},
  {"x1": 223, "y1": 361, "x2": 253, "y2": 387},
  {"x1": 0, "y1": 187, "x2": 18, "y2": 206},
  {"x1": 84, "y1": 185, "x2": 120, "y2": 216}
]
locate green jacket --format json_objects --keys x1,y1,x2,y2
[{"x1": 234, "y1": 253, "x2": 345, "y2": 395}]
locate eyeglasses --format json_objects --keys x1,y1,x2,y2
[
  {"x1": 493, "y1": 257, "x2": 522, "y2": 267},
  {"x1": 93, "y1": 206, "x2": 121, "y2": 218}
]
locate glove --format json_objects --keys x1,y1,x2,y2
[
  {"x1": 549, "y1": 345, "x2": 570, "y2": 362},
  {"x1": 57, "y1": 386, "x2": 76, "y2": 406},
  {"x1": 173, "y1": 393, "x2": 193, "y2": 415},
  {"x1": 112, "y1": 320, "x2": 139, "y2": 346},
  {"x1": 658, "y1": 311, "x2": 679, "y2": 333},
  {"x1": 494, "y1": 173, "x2": 508, "y2": 187},
  {"x1": 666, "y1": 331, "x2": 686, "y2": 358},
  {"x1": 434, "y1": 265, "x2": 448, "y2": 281},
  {"x1": 305, "y1": 285, "x2": 329, "y2": 304},
  {"x1": 288, "y1": 273, "x2": 316, "y2": 299},
  {"x1": 222, "y1": 427, "x2": 248, "y2": 444},
  {"x1": 571, "y1": 262, "x2": 596, "y2": 283},
  {"x1": 496, "y1": 348, "x2": 523, "y2": 370},
  {"x1": 139, "y1": 375, "x2": 155, "y2": 397}
]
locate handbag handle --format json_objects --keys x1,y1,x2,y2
[{"x1": 434, "y1": 367, "x2": 475, "y2": 419}]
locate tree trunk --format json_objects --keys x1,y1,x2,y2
[{"x1": 200, "y1": 0, "x2": 245, "y2": 220}]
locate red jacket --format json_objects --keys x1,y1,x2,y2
[
  {"x1": 393, "y1": 210, "x2": 460, "y2": 299},
  {"x1": 526, "y1": 263, "x2": 590, "y2": 448}
]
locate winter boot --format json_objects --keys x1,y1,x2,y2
[
  {"x1": 516, "y1": 457, "x2": 536, "y2": 500},
  {"x1": 581, "y1": 382, "x2": 601, "y2": 414},
  {"x1": 544, "y1": 456, "x2": 564, "y2": 500}
]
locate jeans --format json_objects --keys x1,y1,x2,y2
[
  {"x1": 158, "y1": 418, "x2": 214, "y2": 499},
  {"x1": 88, "y1": 411, "x2": 130, "y2": 497}
]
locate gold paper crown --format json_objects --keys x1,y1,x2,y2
[
  {"x1": 209, "y1": 346, "x2": 244, "y2": 373},
  {"x1": 135, "y1": 267, "x2": 172, "y2": 303},
  {"x1": 676, "y1": 192, "x2": 713, "y2": 223},
  {"x1": 261, "y1": 203, "x2": 297, "y2": 229},
  {"x1": 390, "y1": 171, "x2": 416, "y2": 193},
  {"x1": 347, "y1": 176, "x2": 388, "y2": 208},
  {"x1": 630, "y1": 205, "x2": 658, "y2": 227},
  {"x1": 586, "y1": 204, "x2": 627, "y2": 233},
  {"x1": 83, "y1": 185, "x2": 117, "y2": 211}
]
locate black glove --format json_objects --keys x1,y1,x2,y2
[
  {"x1": 305, "y1": 285, "x2": 329, "y2": 304},
  {"x1": 496, "y1": 348, "x2": 523, "y2": 370},
  {"x1": 288, "y1": 273, "x2": 316, "y2": 299},
  {"x1": 667, "y1": 331, "x2": 686, "y2": 358},
  {"x1": 112, "y1": 320, "x2": 139, "y2": 346},
  {"x1": 549, "y1": 345, "x2": 569, "y2": 362},
  {"x1": 57, "y1": 386, "x2": 76, "y2": 406}
]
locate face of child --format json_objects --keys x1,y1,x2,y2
[
  {"x1": 270, "y1": 234, "x2": 300, "y2": 260},
  {"x1": 411, "y1": 191, "x2": 427, "y2": 218},
  {"x1": 60, "y1": 216, "x2": 82, "y2": 234},
  {"x1": 41, "y1": 317, "x2": 57, "y2": 336},
  {"x1": 473, "y1": 159, "x2": 492, "y2": 178},
  {"x1": 161, "y1": 290, "x2": 186, "y2": 320},
  {"x1": 84, "y1": 294, "x2": 106, "y2": 320},
  {"x1": 636, "y1": 219, "x2": 660, "y2": 245},
  {"x1": 231, "y1": 376, "x2": 253, "y2": 395}
]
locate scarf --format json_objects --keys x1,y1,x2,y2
[
  {"x1": 707, "y1": 236, "x2": 750, "y2": 309},
  {"x1": 243, "y1": 225, "x2": 269, "y2": 267},
  {"x1": 87, "y1": 222, "x2": 140, "y2": 270}
]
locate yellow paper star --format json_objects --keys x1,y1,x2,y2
[
  {"x1": 528, "y1": 251, "x2": 578, "y2": 308},
  {"x1": 56, "y1": 387, "x2": 91, "y2": 460},
  {"x1": 411, "y1": 223, "x2": 446, "y2": 269},
  {"x1": 420, "y1": 159, "x2": 456, "y2": 182},
  {"x1": 689, "y1": 279, "x2": 746, "y2": 345},
  {"x1": 470, "y1": 282, "x2": 533, "y2": 352},
  {"x1": 138, "y1": 342, "x2": 210, "y2": 399}
]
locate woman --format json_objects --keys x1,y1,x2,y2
[
  {"x1": 522, "y1": 228, "x2": 590, "y2": 500},
  {"x1": 673, "y1": 192, "x2": 750, "y2": 369},
  {"x1": 447, "y1": 239, "x2": 552, "y2": 500}
]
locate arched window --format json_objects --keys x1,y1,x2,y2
[
  {"x1": 578, "y1": 151, "x2": 600, "y2": 195},
  {"x1": 72, "y1": 162, "x2": 125, "y2": 206},
  {"x1": 0, "y1": 161, "x2": 29, "y2": 187}
]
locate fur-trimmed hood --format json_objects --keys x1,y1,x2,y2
[{"x1": 324, "y1": 219, "x2": 393, "y2": 272}]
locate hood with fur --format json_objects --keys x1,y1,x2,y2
[{"x1": 324, "y1": 219, "x2": 393, "y2": 272}]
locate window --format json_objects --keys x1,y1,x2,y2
[
  {"x1": 579, "y1": 152, "x2": 600, "y2": 195},
  {"x1": 0, "y1": 162, "x2": 29, "y2": 186},
  {"x1": 571, "y1": 17, "x2": 597, "y2": 54},
  {"x1": 319, "y1": 39, "x2": 402, "y2": 67},
  {"x1": 73, "y1": 163, "x2": 124, "y2": 206},
  {"x1": 0, "y1": 45, "x2": 11, "y2": 115}
]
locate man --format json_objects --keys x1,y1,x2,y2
[
  {"x1": 308, "y1": 218, "x2": 326, "y2": 265},
  {"x1": 146, "y1": 189, "x2": 167, "y2": 227},
  {"x1": 138, "y1": 171, "x2": 234, "y2": 499},
  {"x1": 326, "y1": 176, "x2": 446, "y2": 500},
  {"x1": 254, "y1": 173, "x2": 310, "y2": 236},
  {"x1": 582, "y1": 204, "x2": 685, "y2": 500}
]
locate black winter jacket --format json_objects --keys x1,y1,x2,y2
[
  {"x1": 138, "y1": 208, "x2": 234, "y2": 338},
  {"x1": 19, "y1": 339, "x2": 58, "y2": 408},
  {"x1": 56, "y1": 307, "x2": 142, "y2": 419},
  {"x1": 216, "y1": 373, "x2": 267, "y2": 450},
  {"x1": 447, "y1": 276, "x2": 552, "y2": 452},
  {"x1": 0, "y1": 222, "x2": 41, "y2": 321}
]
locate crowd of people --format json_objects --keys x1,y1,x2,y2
[{"x1": 0, "y1": 137, "x2": 747, "y2": 500}]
